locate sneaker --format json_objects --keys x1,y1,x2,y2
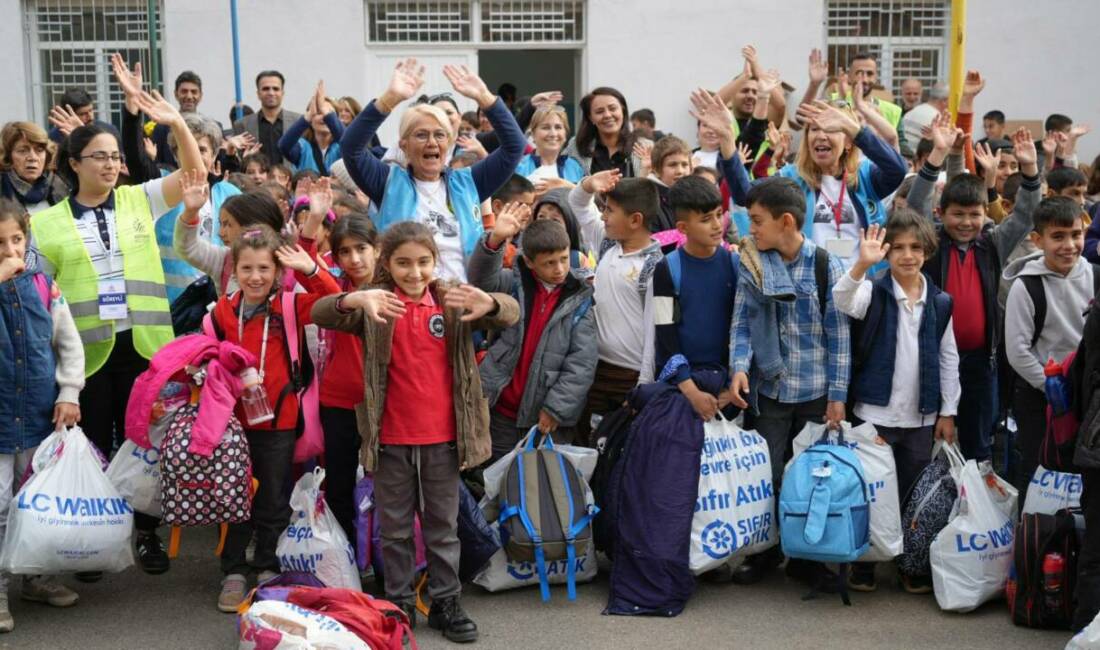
[
  {"x1": 136, "y1": 531, "x2": 170, "y2": 575},
  {"x1": 257, "y1": 570, "x2": 279, "y2": 585},
  {"x1": 73, "y1": 571, "x2": 102, "y2": 583},
  {"x1": 218, "y1": 574, "x2": 248, "y2": 613},
  {"x1": 785, "y1": 559, "x2": 840, "y2": 594},
  {"x1": 0, "y1": 595, "x2": 13, "y2": 632},
  {"x1": 900, "y1": 573, "x2": 933, "y2": 594},
  {"x1": 847, "y1": 564, "x2": 877, "y2": 592},
  {"x1": 21, "y1": 576, "x2": 79, "y2": 607},
  {"x1": 427, "y1": 596, "x2": 478, "y2": 643}
]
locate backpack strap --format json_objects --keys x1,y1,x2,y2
[
  {"x1": 814, "y1": 247, "x2": 830, "y2": 317},
  {"x1": 32, "y1": 273, "x2": 51, "y2": 313},
  {"x1": 219, "y1": 250, "x2": 234, "y2": 296},
  {"x1": 571, "y1": 296, "x2": 593, "y2": 329},
  {"x1": 1092, "y1": 264, "x2": 1100, "y2": 297},
  {"x1": 1021, "y1": 275, "x2": 1046, "y2": 348},
  {"x1": 666, "y1": 250, "x2": 682, "y2": 296},
  {"x1": 637, "y1": 249, "x2": 660, "y2": 304},
  {"x1": 933, "y1": 291, "x2": 954, "y2": 343}
]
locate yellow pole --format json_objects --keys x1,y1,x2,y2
[{"x1": 948, "y1": 0, "x2": 967, "y2": 117}]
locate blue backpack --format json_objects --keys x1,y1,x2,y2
[{"x1": 779, "y1": 427, "x2": 871, "y2": 566}]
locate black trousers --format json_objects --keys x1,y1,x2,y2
[
  {"x1": 320, "y1": 405, "x2": 362, "y2": 546},
  {"x1": 79, "y1": 330, "x2": 158, "y2": 533},
  {"x1": 1012, "y1": 382, "x2": 1048, "y2": 498}
]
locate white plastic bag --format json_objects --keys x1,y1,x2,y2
[
  {"x1": 473, "y1": 520, "x2": 597, "y2": 592},
  {"x1": 930, "y1": 445, "x2": 1018, "y2": 612},
  {"x1": 1068, "y1": 609, "x2": 1100, "y2": 649},
  {"x1": 238, "y1": 600, "x2": 368, "y2": 649},
  {"x1": 480, "y1": 430, "x2": 597, "y2": 505},
  {"x1": 1023, "y1": 466, "x2": 1082, "y2": 515},
  {"x1": 276, "y1": 468, "x2": 361, "y2": 591},
  {"x1": 0, "y1": 427, "x2": 134, "y2": 574},
  {"x1": 106, "y1": 432, "x2": 165, "y2": 517},
  {"x1": 690, "y1": 414, "x2": 776, "y2": 574},
  {"x1": 791, "y1": 421, "x2": 902, "y2": 562}
]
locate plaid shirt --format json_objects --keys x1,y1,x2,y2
[{"x1": 731, "y1": 239, "x2": 851, "y2": 403}]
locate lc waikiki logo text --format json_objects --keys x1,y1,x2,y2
[
  {"x1": 955, "y1": 521, "x2": 1014, "y2": 553},
  {"x1": 18, "y1": 493, "x2": 133, "y2": 516}
]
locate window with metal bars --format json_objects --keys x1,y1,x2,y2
[
  {"x1": 27, "y1": 0, "x2": 163, "y2": 129},
  {"x1": 825, "y1": 0, "x2": 948, "y2": 99},
  {"x1": 365, "y1": 0, "x2": 584, "y2": 44}
]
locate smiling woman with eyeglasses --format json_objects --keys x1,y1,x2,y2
[{"x1": 340, "y1": 58, "x2": 525, "y2": 283}]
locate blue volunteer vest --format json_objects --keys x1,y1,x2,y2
[
  {"x1": 377, "y1": 165, "x2": 484, "y2": 258},
  {"x1": 515, "y1": 153, "x2": 586, "y2": 184},
  {"x1": 156, "y1": 179, "x2": 241, "y2": 304},
  {"x1": 294, "y1": 141, "x2": 343, "y2": 176}
]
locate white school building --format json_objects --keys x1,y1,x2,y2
[{"x1": 1, "y1": 0, "x2": 1097, "y2": 160}]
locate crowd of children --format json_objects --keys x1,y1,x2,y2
[{"x1": 0, "y1": 43, "x2": 1098, "y2": 642}]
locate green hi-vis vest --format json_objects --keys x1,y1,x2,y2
[{"x1": 31, "y1": 185, "x2": 174, "y2": 376}]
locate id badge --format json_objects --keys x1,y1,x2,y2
[
  {"x1": 97, "y1": 279, "x2": 128, "y2": 320},
  {"x1": 825, "y1": 238, "x2": 857, "y2": 259}
]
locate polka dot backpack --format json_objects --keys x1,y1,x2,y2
[{"x1": 160, "y1": 404, "x2": 253, "y2": 526}]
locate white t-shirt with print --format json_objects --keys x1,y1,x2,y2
[
  {"x1": 414, "y1": 178, "x2": 466, "y2": 283},
  {"x1": 811, "y1": 174, "x2": 861, "y2": 265}
]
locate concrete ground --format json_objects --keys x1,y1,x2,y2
[{"x1": 1, "y1": 526, "x2": 1072, "y2": 650}]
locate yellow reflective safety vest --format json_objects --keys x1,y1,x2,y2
[{"x1": 30, "y1": 185, "x2": 174, "y2": 377}]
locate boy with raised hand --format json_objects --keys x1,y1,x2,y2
[
  {"x1": 468, "y1": 202, "x2": 598, "y2": 460},
  {"x1": 907, "y1": 124, "x2": 1041, "y2": 461},
  {"x1": 727, "y1": 176, "x2": 851, "y2": 586},
  {"x1": 638, "y1": 176, "x2": 738, "y2": 421},
  {"x1": 567, "y1": 171, "x2": 664, "y2": 446},
  {"x1": 1004, "y1": 197, "x2": 1093, "y2": 494},
  {"x1": 832, "y1": 215, "x2": 960, "y2": 593}
]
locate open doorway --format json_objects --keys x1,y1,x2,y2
[{"x1": 477, "y1": 49, "x2": 581, "y2": 130}]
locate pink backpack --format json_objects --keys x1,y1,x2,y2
[
  {"x1": 203, "y1": 290, "x2": 324, "y2": 463},
  {"x1": 160, "y1": 403, "x2": 253, "y2": 526}
]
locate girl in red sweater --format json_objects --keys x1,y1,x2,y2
[{"x1": 207, "y1": 224, "x2": 340, "y2": 612}]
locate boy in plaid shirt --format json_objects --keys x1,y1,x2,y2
[{"x1": 729, "y1": 176, "x2": 851, "y2": 586}]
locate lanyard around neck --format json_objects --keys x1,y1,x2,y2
[{"x1": 238, "y1": 296, "x2": 272, "y2": 381}]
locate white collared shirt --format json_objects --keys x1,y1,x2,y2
[{"x1": 832, "y1": 271, "x2": 961, "y2": 428}]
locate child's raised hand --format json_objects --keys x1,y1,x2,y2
[
  {"x1": 808, "y1": 48, "x2": 828, "y2": 84},
  {"x1": 456, "y1": 135, "x2": 487, "y2": 160},
  {"x1": 308, "y1": 177, "x2": 334, "y2": 217},
  {"x1": 349, "y1": 289, "x2": 406, "y2": 323},
  {"x1": 735, "y1": 141, "x2": 754, "y2": 164},
  {"x1": 275, "y1": 244, "x2": 318, "y2": 275},
  {"x1": 582, "y1": 169, "x2": 622, "y2": 195},
  {"x1": 973, "y1": 142, "x2": 1000, "y2": 185},
  {"x1": 489, "y1": 202, "x2": 527, "y2": 247},
  {"x1": 53, "y1": 402, "x2": 81, "y2": 430},
  {"x1": 854, "y1": 225, "x2": 890, "y2": 276},
  {"x1": 444, "y1": 284, "x2": 498, "y2": 322},
  {"x1": 1012, "y1": 127, "x2": 1038, "y2": 168},
  {"x1": 689, "y1": 88, "x2": 735, "y2": 143},
  {"x1": 961, "y1": 70, "x2": 985, "y2": 98},
  {"x1": 179, "y1": 169, "x2": 209, "y2": 211},
  {"x1": 633, "y1": 140, "x2": 654, "y2": 177}
]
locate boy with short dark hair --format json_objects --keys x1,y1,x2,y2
[
  {"x1": 832, "y1": 211, "x2": 959, "y2": 593},
  {"x1": 569, "y1": 173, "x2": 664, "y2": 445},
  {"x1": 1004, "y1": 196, "x2": 1094, "y2": 493},
  {"x1": 470, "y1": 206, "x2": 598, "y2": 458},
  {"x1": 907, "y1": 126, "x2": 1041, "y2": 461},
  {"x1": 486, "y1": 174, "x2": 537, "y2": 267},
  {"x1": 978, "y1": 110, "x2": 1005, "y2": 146},
  {"x1": 728, "y1": 176, "x2": 850, "y2": 585},
  {"x1": 1049, "y1": 167, "x2": 1089, "y2": 208},
  {"x1": 639, "y1": 176, "x2": 738, "y2": 422}
]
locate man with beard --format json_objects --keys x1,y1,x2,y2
[
  {"x1": 151, "y1": 71, "x2": 211, "y2": 168},
  {"x1": 233, "y1": 70, "x2": 301, "y2": 165}
]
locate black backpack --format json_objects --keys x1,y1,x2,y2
[
  {"x1": 1009, "y1": 510, "x2": 1079, "y2": 629},
  {"x1": 169, "y1": 275, "x2": 217, "y2": 335},
  {"x1": 589, "y1": 403, "x2": 636, "y2": 556}
]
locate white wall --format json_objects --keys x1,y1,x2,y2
[
  {"x1": 0, "y1": 0, "x2": 29, "y2": 120},
  {"x1": 585, "y1": 0, "x2": 822, "y2": 144},
  {"x1": 965, "y1": 0, "x2": 1099, "y2": 163},
  {"x1": 162, "y1": 0, "x2": 365, "y2": 127}
]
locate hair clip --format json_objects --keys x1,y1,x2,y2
[{"x1": 243, "y1": 229, "x2": 263, "y2": 238}]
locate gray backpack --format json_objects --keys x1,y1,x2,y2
[{"x1": 498, "y1": 431, "x2": 597, "y2": 602}]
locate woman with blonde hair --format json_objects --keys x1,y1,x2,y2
[
  {"x1": 340, "y1": 58, "x2": 524, "y2": 282},
  {"x1": 335, "y1": 96, "x2": 362, "y2": 126},
  {"x1": 0, "y1": 121, "x2": 69, "y2": 213},
  {"x1": 278, "y1": 81, "x2": 345, "y2": 176},
  {"x1": 515, "y1": 104, "x2": 585, "y2": 185}
]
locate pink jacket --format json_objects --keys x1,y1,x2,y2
[{"x1": 125, "y1": 334, "x2": 257, "y2": 456}]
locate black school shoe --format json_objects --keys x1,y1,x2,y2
[
  {"x1": 785, "y1": 559, "x2": 840, "y2": 594},
  {"x1": 136, "y1": 531, "x2": 170, "y2": 575},
  {"x1": 74, "y1": 571, "x2": 102, "y2": 583},
  {"x1": 428, "y1": 596, "x2": 478, "y2": 643},
  {"x1": 732, "y1": 546, "x2": 784, "y2": 585},
  {"x1": 847, "y1": 564, "x2": 877, "y2": 592}
]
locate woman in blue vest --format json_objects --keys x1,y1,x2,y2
[
  {"x1": 30, "y1": 75, "x2": 206, "y2": 580},
  {"x1": 341, "y1": 58, "x2": 525, "y2": 282},
  {"x1": 278, "y1": 81, "x2": 344, "y2": 177},
  {"x1": 515, "y1": 104, "x2": 585, "y2": 186}
]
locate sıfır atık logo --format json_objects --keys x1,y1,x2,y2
[{"x1": 701, "y1": 519, "x2": 738, "y2": 560}]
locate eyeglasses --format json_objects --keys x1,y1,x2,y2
[
  {"x1": 78, "y1": 151, "x2": 124, "y2": 163},
  {"x1": 411, "y1": 130, "x2": 450, "y2": 144},
  {"x1": 427, "y1": 92, "x2": 454, "y2": 104}
]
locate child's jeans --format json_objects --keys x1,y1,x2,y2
[
  {"x1": 875, "y1": 424, "x2": 935, "y2": 501},
  {"x1": 220, "y1": 428, "x2": 296, "y2": 576},
  {"x1": 0, "y1": 447, "x2": 36, "y2": 591},
  {"x1": 375, "y1": 441, "x2": 461, "y2": 606},
  {"x1": 956, "y1": 350, "x2": 997, "y2": 462}
]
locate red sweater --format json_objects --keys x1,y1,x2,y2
[
  {"x1": 945, "y1": 247, "x2": 987, "y2": 352},
  {"x1": 212, "y1": 268, "x2": 340, "y2": 430},
  {"x1": 495, "y1": 283, "x2": 562, "y2": 419}
]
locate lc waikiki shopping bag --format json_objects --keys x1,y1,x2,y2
[
  {"x1": 277, "y1": 468, "x2": 361, "y2": 591},
  {"x1": 791, "y1": 421, "x2": 903, "y2": 562},
  {"x1": 1, "y1": 427, "x2": 134, "y2": 574},
  {"x1": 930, "y1": 451, "x2": 1018, "y2": 612},
  {"x1": 690, "y1": 414, "x2": 776, "y2": 574},
  {"x1": 1022, "y1": 466, "x2": 1082, "y2": 515}
]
